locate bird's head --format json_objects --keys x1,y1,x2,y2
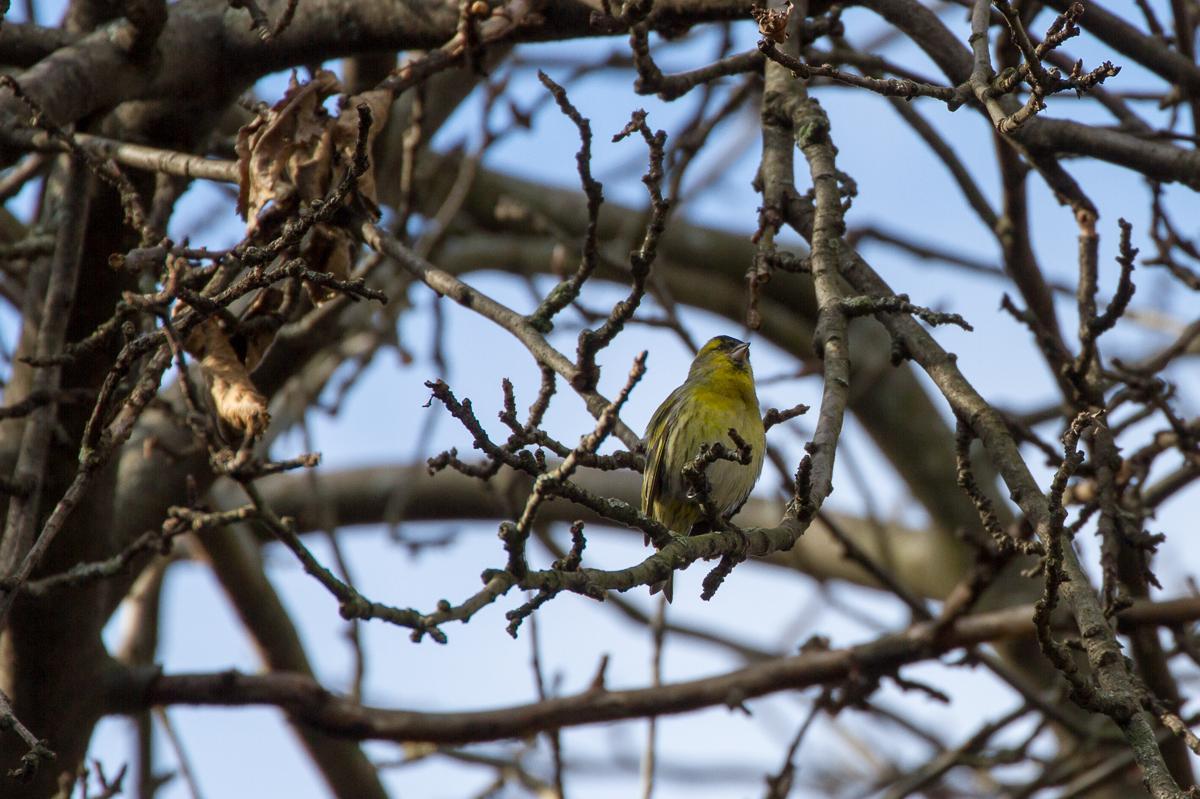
[{"x1": 688, "y1": 335, "x2": 753, "y2": 380}]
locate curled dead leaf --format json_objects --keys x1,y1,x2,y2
[
  {"x1": 235, "y1": 70, "x2": 340, "y2": 232},
  {"x1": 234, "y1": 70, "x2": 392, "y2": 304},
  {"x1": 185, "y1": 318, "x2": 270, "y2": 438}
]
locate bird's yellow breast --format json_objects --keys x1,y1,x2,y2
[
  {"x1": 641, "y1": 338, "x2": 767, "y2": 538},
  {"x1": 646, "y1": 375, "x2": 764, "y2": 533}
]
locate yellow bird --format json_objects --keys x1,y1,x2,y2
[{"x1": 641, "y1": 336, "x2": 766, "y2": 601}]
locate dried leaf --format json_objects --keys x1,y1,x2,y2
[
  {"x1": 234, "y1": 70, "x2": 392, "y2": 304},
  {"x1": 235, "y1": 71, "x2": 392, "y2": 227},
  {"x1": 185, "y1": 319, "x2": 270, "y2": 438},
  {"x1": 329, "y1": 87, "x2": 393, "y2": 211},
  {"x1": 235, "y1": 70, "x2": 341, "y2": 232},
  {"x1": 752, "y1": 1, "x2": 791, "y2": 43}
]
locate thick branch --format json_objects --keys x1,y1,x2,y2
[
  {"x1": 0, "y1": 156, "x2": 88, "y2": 580},
  {"x1": 107, "y1": 595, "x2": 1200, "y2": 745},
  {"x1": 0, "y1": 0, "x2": 752, "y2": 145}
]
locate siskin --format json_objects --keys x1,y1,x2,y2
[{"x1": 641, "y1": 335, "x2": 766, "y2": 601}]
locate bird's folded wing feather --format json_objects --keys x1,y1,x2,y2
[{"x1": 640, "y1": 384, "x2": 687, "y2": 515}]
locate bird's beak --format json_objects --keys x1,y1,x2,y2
[{"x1": 730, "y1": 341, "x2": 750, "y2": 364}]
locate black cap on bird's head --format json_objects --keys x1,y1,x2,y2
[{"x1": 695, "y1": 335, "x2": 752, "y2": 368}]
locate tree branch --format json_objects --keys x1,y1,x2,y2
[{"x1": 106, "y1": 595, "x2": 1200, "y2": 745}]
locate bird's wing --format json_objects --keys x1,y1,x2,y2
[{"x1": 640, "y1": 384, "x2": 687, "y2": 514}]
